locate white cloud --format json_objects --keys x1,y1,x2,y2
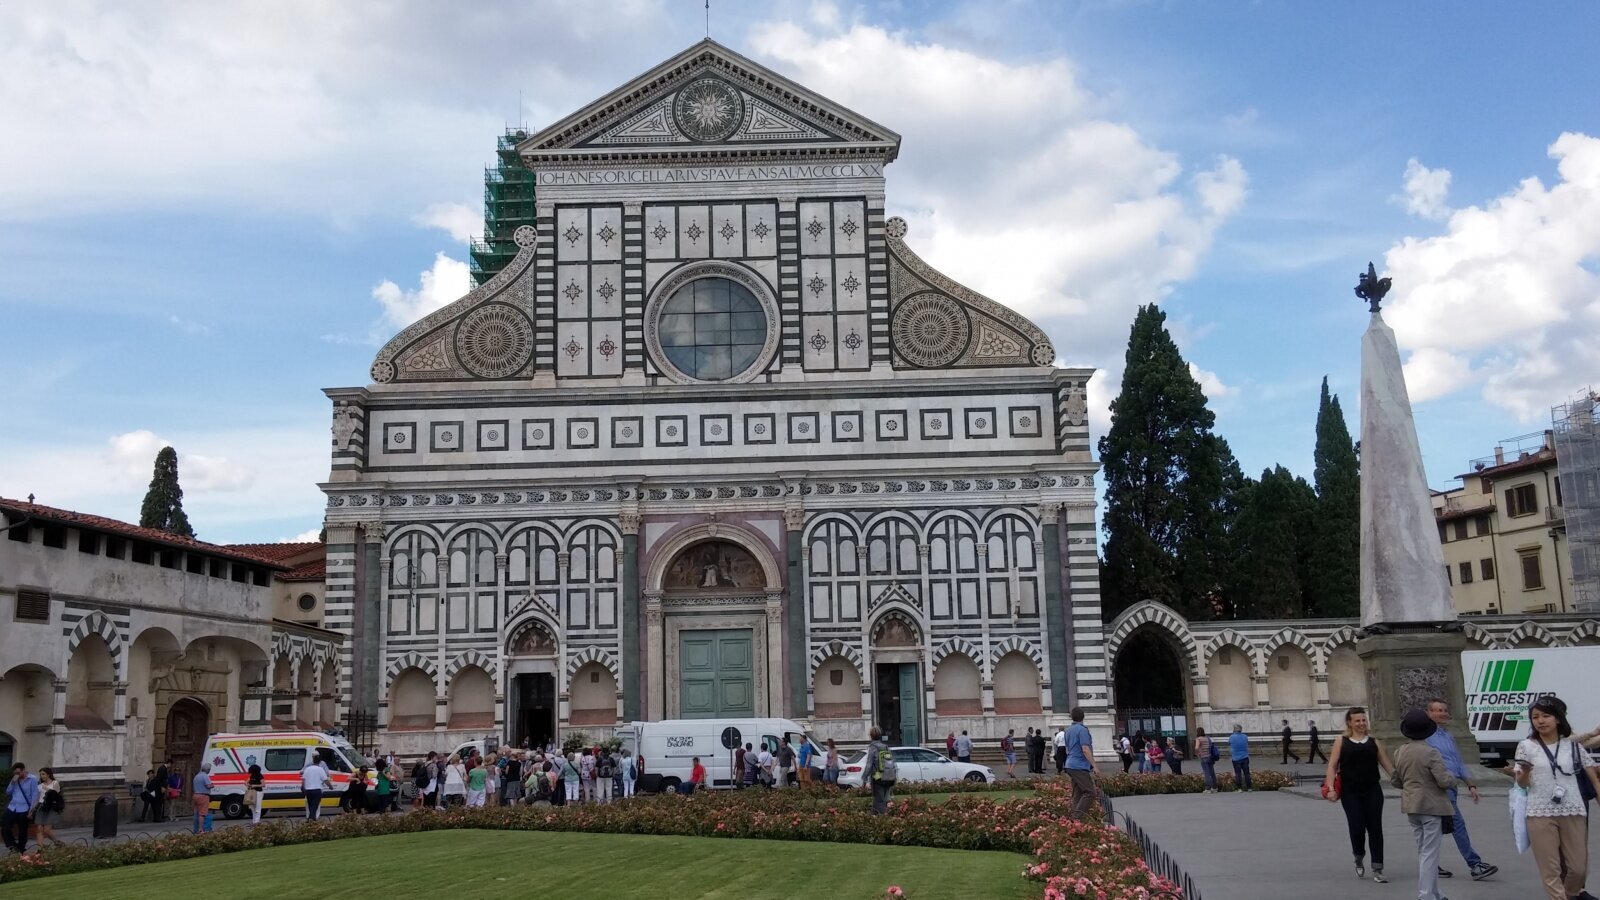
[
  {"x1": 748, "y1": 22, "x2": 1246, "y2": 408},
  {"x1": 167, "y1": 314, "x2": 210, "y2": 336},
  {"x1": 372, "y1": 252, "x2": 472, "y2": 330},
  {"x1": 108, "y1": 430, "x2": 255, "y2": 493},
  {"x1": 1399, "y1": 158, "x2": 1452, "y2": 220},
  {"x1": 281, "y1": 528, "x2": 322, "y2": 543},
  {"x1": 413, "y1": 202, "x2": 480, "y2": 243},
  {"x1": 1188, "y1": 362, "x2": 1234, "y2": 400},
  {"x1": 1385, "y1": 132, "x2": 1600, "y2": 420}
]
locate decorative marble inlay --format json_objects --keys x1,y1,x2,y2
[
  {"x1": 685, "y1": 222, "x2": 704, "y2": 242},
  {"x1": 563, "y1": 338, "x2": 583, "y2": 359},
  {"x1": 596, "y1": 224, "x2": 617, "y2": 244},
  {"x1": 563, "y1": 224, "x2": 583, "y2": 246},
  {"x1": 752, "y1": 221, "x2": 770, "y2": 240},
  {"x1": 596, "y1": 280, "x2": 617, "y2": 302},
  {"x1": 673, "y1": 77, "x2": 744, "y2": 142},
  {"x1": 719, "y1": 221, "x2": 737, "y2": 241},
  {"x1": 841, "y1": 273, "x2": 862, "y2": 296},
  {"x1": 455, "y1": 303, "x2": 534, "y2": 379},
  {"x1": 563, "y1": 281, "x2": 583, "y2": 302},
  {"x1": 843, "y1": 330, "x2": 863, "y2": 352},
  {"x1": 808, "y1": 275, "x2": 827, "y2": 296},
  {"x1": 805, "y1": 218, "x2": 825, "y2": 239},
  {"x1": 892, "y1": 294, "x2": 970, "y2": 367},
  {"x1": 652, "y1": 223, "x2": 670, "y2": 243},
  {"x1": 808, "y1": 331, "x2": 829, "y2": 352},
  {"x1": 839, "y1": 217, "x2": 859, "y2": 238}
]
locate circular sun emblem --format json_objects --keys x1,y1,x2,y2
[
  {"x1": 455, "y1": 303, "x2": 534, "y2": 379},
  {"x1": 673, "y1": 77, "x2": 744, "y2": 143}
]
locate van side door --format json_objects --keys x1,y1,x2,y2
[{"x1": 263, "y1": 747, "x2": 309, "y2": 800}]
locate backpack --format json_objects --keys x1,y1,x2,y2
[
  {"x1": 874, "y1": 746, "x2": 898, "y2": 783},
  {"x1": 598, "y1": 757, "x2": 615, "y2": 779},
  {"x1": 1001, "y1": 735, "x2": 1014, "y2": 753},
  {"x1": 1208, "y1": 738, "x2": 1221, "y2": 763},
  {"x1": 413, "y1": 762, "x2": 429, "y2": 788},
  {"x1": 1575, "y1": 741, "x2": 1597, "y2": 804}
]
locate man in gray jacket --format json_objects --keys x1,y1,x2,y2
[{"x1": 862, "y1": 726, "x2": 893, "y2": 814}]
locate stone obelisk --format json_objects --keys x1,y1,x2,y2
[{"x1": 1352, "y1": 263, "x2": 1476, "y2": 753}]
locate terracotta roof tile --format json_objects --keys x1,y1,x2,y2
[
  {"x1": 281, "y1": 559, "x2": 326, "y2": 582},
  {"x1": 0, "y1": 496, "x2": 287, "y2": 568},
  {"x1": 224, "y1": 541, "x2": 322, "y2": 562}
]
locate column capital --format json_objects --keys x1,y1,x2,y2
[
  {"x1": 1038, "y1": 502, "x2": 1062, "y2": 525},
  {"x1": 783, "y1": 506, "x2": 806, "y2": 532},
  {"x1": 360, "y1": 520, "x2": 387, "y2": 540},
  {"x1": 618, "y1": 513, "x2": 643, "y2": 535}
]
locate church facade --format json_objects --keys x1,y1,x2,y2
[{"x1": 322, "y1": 41, "x2": 1108, "y2": 754}]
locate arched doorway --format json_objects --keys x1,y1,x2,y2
[
  {"x1": 870, "y1": 611, "x2": 923, "y2": 746},
  {"x1": 505, "y1": 620, "x2": 558, "y2": 749},
  {"x1": 165, "y1": 698, "x2": 210, "y2": 796},
  {"x1": 1112, "y1": 627, "x2": 1190, "y2": 751}
]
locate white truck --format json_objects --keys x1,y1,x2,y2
[
  {"x1": 1463, "y1": 646, "x2": 1600, "y2": 766},
  {"x1": 614, "y1": 717, "x2": 822, "y2": 792}
]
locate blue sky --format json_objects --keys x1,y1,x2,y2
[{"x1": 2, "y1": 0, "x2": 1596, "y2": 543}]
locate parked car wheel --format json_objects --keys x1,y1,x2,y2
[{"x1": 964, "y1": 771, "x2": 986, "y2": 783}]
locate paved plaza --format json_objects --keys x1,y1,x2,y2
[{"x1": 1113, "y1": 788, "x2": 1596, "y2": 900}]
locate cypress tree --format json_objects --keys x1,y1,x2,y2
[
  {"x1": 139, "y1": 446, "x2": 196, "y2": 538},
  {"x1": 1309, "y1": 378, "x2": 1361, "y2": 616},
  {"x1": 1230, "y1": 466, "x2": 1318, "y2": 618},
  {"x1": 1099, "y1": 304, "x2": 1239, "y2": 621}
]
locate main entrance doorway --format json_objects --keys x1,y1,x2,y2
[
  {"x1": 874, "y1": 663, "x2": 921, "y2": 746},
  {"x1": 679, "y1": 629, "x2": 754, "y2": 718},
  {"x1": 510, "y1": 673, "x2": 556, "y2": 749},
  {"x1": 165, "y1": 698, "x2": 210, "y2": 795}
]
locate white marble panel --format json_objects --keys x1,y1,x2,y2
[
  {"x1": 833, "y1": 257, "x2": 867, "y2": 312},
  {"x1": 590, "y1": 322, "x2": 624, "y2": 376},
  {"x1": 802, "y1": 313, "x2": 834, "y2": 370},
  {"x1": 800, "y1": 257, "x2": 834, "y2": 313},
  {"x1": 677, "y1": 205, "x2": 710, "y2": 259},
  {"x1": 745, "y1": 203, "x2": 777, "y2": 258},
  {"x1": 832, "y1": 200, "x2": 865, "y2": 255},
  {"x1": 798, "y1": 201, "x2": 831, "y2": 256},
  {"x1": 556, "y1": 320, "x2": 590, "y2": 378},
  {"x1": 746, "y1": 258, "x2": 779, "y2": 295},
  {"x1": 644, "y1": 205, "x2": 677, "y2": 260},
  {"x1": 836, "y1": 313, "x2": 870, "y2": 370},
  {"x1": 556, "y1": 207, "x2": 589, "y2": 262},
  {"x1": 590, "y1": 263, "x2": 623, "y2": 319},
  {"x1": 556, "y1": 265, "x2": 590, "y2": 319},
  {"x1": 711, "y1": 204, "x2": 744, "y2": 258},
  {"x1": 645, "y1": 261, "x2": 676, "y2": 296},
  {"x1": 590, "y1": 207, "x2": 623, "y2": 261}
]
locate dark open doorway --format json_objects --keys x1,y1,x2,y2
[
  {"x1": 511, "y1": 673, "x2": 555, "y2": 749},
  {"x1": 165, "y1": 697, "x2": 210, "y2": 796},
  {"x1": 873, "y1": 663, "x2": 921, "y2": 746},
  {"x1": 1113, "y1": 628, "x2": 1190, "y2": 752}
]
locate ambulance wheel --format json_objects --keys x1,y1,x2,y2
[{"x1": 220, "y1": 795, "x2": 247, "y2": 820}]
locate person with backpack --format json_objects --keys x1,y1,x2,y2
[
  {"x1": 30, "y1": 768, "x2": 65, "y2": 847},
  {"x1": 776, "y1": 737, "x2": 795, "y2": 789},
  {"x1": 596, "y1": 749, "x2": 615, "y2": 803},
  {"x1": 1194, "y1": 727, "x2": 1219, "y2": 792},
  {"x1": 1118, "y1": 734, "x2": 1135, "y2": 773},
  {"x1": 1001, "y1": 729, "x2": 1017, "y2": 778},
  {"x1": 741, "y1": 742, "x2": 759, "y2": 788},
  {"x1": 621, "y1": 750, "x2": 638, "y2": 798},
  {"x1": 862, "y1": 726, "x2": 895, "y2": 814}
]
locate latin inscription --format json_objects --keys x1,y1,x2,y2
[{"x1": 538, "y1": 163, "x2": 885, "y2": 187}]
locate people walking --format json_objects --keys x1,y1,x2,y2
[
  {"x1": 1392, "y1": 709, "x2": 1456, "y2": 900},
  {"x1": 1228, "y1": 724, "x2": 1253, "y2": 790},
  {"x1": 823, "y1": 739, "x2": 840, "y2": 786},
  {"x1": 863, "y1": 726, "x2": 894, "y2": 814},
  {"x1": 1424, "y1": 699, "x2": 1498, "y2": 881},
  {"x1": 1132, "y1": 731, "x2": 1148, "y2": 773},
  {"x1": 1513, "y1": 696, "x2": 1600, "y2": 900},
  {"x1": 1053, "y1": 725, "x2": 1068, "y2": 774},
  {"x1": 741, "y1": 742, "x2": 759, "y2": 788},
  {"x1": 153, "y1": 759, "x2": 172, "y2": 822},
  {"x1": 419, "y1": 751, "x2": 439, "y2": 809},
  {"x1": 1323, "y1": 707, "x2": 1392, "y2": 882},
  {"x1": 4, "y1": 763, "x2": 38, "y2": 855},
  {"x1": 1064, "y1": 707, "x2": 1099, "y2": 821},
  {"x1": 1030, "y1": 727, "x2": 1047, "y2": 774},
  {"x1": 1194, "y1": 728, "x2": 1218, "y2": 792},
  {"x1": 954, "y1": 730, "x2": 973, "y2": 764},
  {"x1": 30, "y1": 769, "x2": 64, "y2": 847},
  {"x1": 246, "y1": 762, "x2": 264, "y2": 824},
  {"x1": 1281, "y1": 719, "x2": 1301, "y2": 764},
  {"x1": 1163, "y1": 737, "x2": 1184, "y2": 774},
  {"x1": 1001, "y1": 729, "x2": 1017, "y2": 778},
  {"x1": 1307, "y1": 720, "x2": 1327, "y2": 764},
  {"x1": 191, "y1": 762, "x2": 215, "y2": 833},
  {"x1": 300, "y1": 755, "x2": 329, "y2": 820},
  {"x1": 733, "y1": 743, "x2": 747, "y2": 790},
  {"x1": 136, "y1": 769, "x2": 160, "y2": 822},
  {"x1": 1118, "y1": 733, "x2": 1134, "y2": 773}
]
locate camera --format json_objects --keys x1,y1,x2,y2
[{"x1": 1552, "y1": 784, "x2": 1567, "y2": 803}]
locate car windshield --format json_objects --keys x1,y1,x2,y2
[{"x1": 338, "y1": 744, "x2": 371, "y2": 770}]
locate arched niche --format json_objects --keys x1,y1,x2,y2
[{"x1": 646, "y1": 523, "x2": 783, "y2": 594}]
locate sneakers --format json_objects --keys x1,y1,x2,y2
[
  {"x1": 1467, "y1": 862, "x2": 1497, "y2": 881},
  {"x1": 1371, "y1": 869, "x2": 1387, "y2": 884},
  {"x1": 1354, "y1": 857, "x2": 1365, "y2": 879},
  {"x1": 1438, "y1": 867, "x2": 1453, "y2": 878}
]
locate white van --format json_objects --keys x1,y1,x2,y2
[
  {"x1": 614, "y1": 718, "x2": 822, "y2": 792},
  {"x1": 200, "y1": 731, "x2": 372, "y2": 819}
]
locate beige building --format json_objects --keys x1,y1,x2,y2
[{"x1": 1433, "y1": 432, "x2": 1574, "y2": 616}]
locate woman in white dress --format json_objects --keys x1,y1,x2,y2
[
  {"x1": 1513, "y1": 696, "x2": 1600, "y2": 900},
  {"x1": 442, "y1": 753, "x2": 468, "y2": 808}
]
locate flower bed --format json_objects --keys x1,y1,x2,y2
[
  {"x1": 1, "y1": 782, "x2": 1183, "y2": 898},
  {"x1": 1092, "y1": 770, "x2": 1294, "y2": 796}
]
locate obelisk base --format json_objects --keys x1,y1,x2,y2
[{"x1": 1356, "y1": 627, "x2": 1478, "y2": 758}]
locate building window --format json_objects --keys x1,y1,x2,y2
[
  {"x1": 1480, "y1": 558, "x2": 1495, "y2": 581},
  {"x1": 297, "y1": 594, "x2": 317, "y2": 612},
  {"x1": 655, "y1": 276, "x2": 769, "y2": 381},
  {"x1": 1438, "y1": 522, "x2": 1449, "y2": 543},
  {"x1": 14, "y1": 589, "x2": 50, "y2": 623},
  {"x1": 1475, "y1": 515, "x2": 1490, "y2": 537},
  {"x1": 1507, "y1": 483, "x2": 1539, "y2": 517},
  {"x1": 1452, "y1": 520, "x2": 1468, "y2": 540},
  {"x1": 1459, "y1": 561, "x2": 1474, "y2": 584},
  {"x1": 1519, "y1": 550, "x2": 1544, "y2": 590},
  {"x1": 1445, "y1": 564, "x2": 1453, "y2": 584},
  {"x1": 1554, "y1": 476, "x2": 1562, "y2": 507}
]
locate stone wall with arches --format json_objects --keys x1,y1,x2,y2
[{"x1": 1105, "y1": 600, "x2": 1600, "y2": 736}]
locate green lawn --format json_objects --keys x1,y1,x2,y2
[{"x1": 8, "y1": 831, "x2": 1037, "y2": 900}]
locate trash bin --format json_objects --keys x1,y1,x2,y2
[{"x1": 93, "y1": 793, "x2": 118, "y2": 839}]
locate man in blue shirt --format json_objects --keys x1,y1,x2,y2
[
  {"x1": 1425, "y1": 699, "x2": 1498, "y2": 881},
  {"x1": 4, "y1": 762, "x2": 39, "y2": 854},
  {"x1": 1228, "y1": 724, "x2": 1253, "y2": 790},
  {"x1": 1064, "y1": 707, "x2": 1098, "y2": 820}
]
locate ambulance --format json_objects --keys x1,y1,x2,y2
[{"x1": 200, "y1": 731, "x2": 373, "y2": 819}]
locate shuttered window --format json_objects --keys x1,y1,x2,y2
[{"x1": 15, "y1": 590, "x2": 50, "y2": 622}]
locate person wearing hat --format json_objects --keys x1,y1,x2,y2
[{"x1": 1391, "y1": 709, "x2": 1457, "y2": 900}]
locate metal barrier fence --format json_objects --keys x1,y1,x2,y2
[{"x1": 1100, "y1": 791, "x2": 1201, "y2": 900}]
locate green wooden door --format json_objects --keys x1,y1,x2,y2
[
  {"x1": 897, "y1": 664, "x2": 922, "y2": 746},
  {"x1": 679, "y1": 629, "x2": 755, "y2": 718}
]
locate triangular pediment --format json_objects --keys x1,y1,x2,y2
[{"x1": 518, "y1": 39, "x2": 900, "y2": 162}]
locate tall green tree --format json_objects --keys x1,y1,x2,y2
[
  {"x1": 1230, "y1": 466, "x2": 1318, "y2": 618},
  {"x1": 1309, "y1": 377, "x2": 1361, "y2": 616},
  {"x1": 1099, "y1": 304, "x2": 1242, "y2": 621},
  {"x1": 139, "y1": 446, "x2": 195, "y2": 538}
]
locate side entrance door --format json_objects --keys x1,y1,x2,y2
[
  {"x1": 680, "y1": 629, "x2": 755, "y2": 718},
  {"x1": 873, "y1": 663, "x2": 922, "y2": 747}
]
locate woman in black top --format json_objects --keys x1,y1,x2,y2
[
  {"x1": 1322, "y1": 707, "x2": 1394, "y2": 882},
  {"x1": 246, "y1": 764, "x2": 264, "y2": 824}
]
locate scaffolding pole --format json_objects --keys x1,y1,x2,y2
[{"x1": 1552, "y1": 387, "x2": 1600, "y2": 613}]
